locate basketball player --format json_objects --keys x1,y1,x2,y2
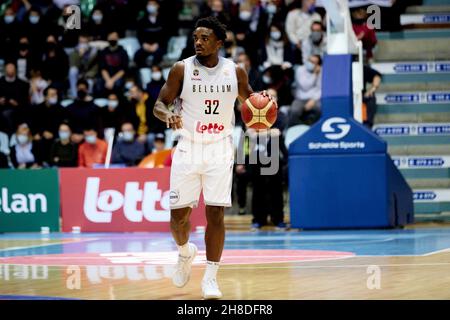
[{"x1": 153, "y1": 16, "x2": 271, "y2": 299}]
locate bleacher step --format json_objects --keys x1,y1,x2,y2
[
  {"x1": 388, "y1": 145, "x2": 450, "y2": 156},
  {"x1": 407, "y1": 5, "x2": 450, "y2": 13},
  {"x1": 374, "y1": 39, "x2": 450, "y2": 61}
]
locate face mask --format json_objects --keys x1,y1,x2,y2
[
  {"x1": 19, "y1": 43, "x2": 28, "y2": 51},
  {"x1": 125, "y1": 82, "x2": 134, "y2": 90},
  {"x1": 17, "y1": 134, "x2": 29, "y2": 145},
  {"x1": 92, "y1": 14, "x2": 103, "y2": 23},
  {"x1": 5, "y1": 76, "x2": 16, "y2": 83},
  {"x1": 270, "y1": 31, "x2": 281, "y2": 41},
  {"x1": 4, "y1": 15, "x2": 14, "y2": 24},
  {"x1": 239, "y1": 11, "x2": 252, "y2": 21},
  {"x1": 308, "y1": 4, "x2": 316, "y2": 14},
  {"x1": 109, "y1": 39, "x2": 118, "y2": 48},
  {"x1": 306, "y1": 61, "x2": 316, "y2": 72},
  {"x1": 238, "y1": 62, "x2": 246, "y2": 70},
  {"x1": 48, "y1": 97, "x2": 58, "y2": 105},
  {"x1": 147, "y1": 4, "x2": 158, "y2": 14},
  {"x1": 78, "y1": 43, "x2": 89, "y2": 51},
  {"x1": 122, "y1": 131, "x2": 134, "y2": 142},
  {"x1": 151, "y1": 71, "x2": 162, "y2": 81},
  {"x1": 47, "y1": 42, "x2": 57, "y2": 51},
  {"x1": 108, "y1": 100, "x2": 119, "y2": 109},
  {"x1": 29, "y1": 15, "x2": 40, "y2": 24},
  {"x1": 77, "y1": 90, "x2": 87, "y2": 100},
  {"x1": 224, "y1": 41, "x2": 233, "y2": 48},
  {"x1": 262, "y1": 75, "x2": 271, "y2": 84},
  {"x1": 353, "y1": 18, "x2": 366, "y2": 25},
  {"x1": 59, "y1": 131, "x2": 70, "y2": 140},
  {"x1": 311, "y1": 31, "x2": 322, "y2": 43},
  {"x1": 85, "y1": 135, "x2": 96, "y2": 144},
  {"x1": 266, "y1": 4, "x2": 277, "y2": 14}
]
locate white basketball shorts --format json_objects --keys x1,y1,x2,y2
[{"x1": 169, "y1": 136, "x2": 234, "y2": 209}]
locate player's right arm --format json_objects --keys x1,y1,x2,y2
[{"x1": 153, "y1": 61, "x2": 185, "y2": 130}]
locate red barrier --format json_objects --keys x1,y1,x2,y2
[{"x1": 60, "y1": 168, "x2": 206, "y2": 232}]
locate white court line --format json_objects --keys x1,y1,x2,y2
[
  {"x1": 221, "y1": 262, "x2": 450, "y2": 270},
  {"x1": 0, "y1": 239, "x2": 98, "y2": 253},
  {"x1": 422, "y1": 248, "x2": 450, "y2": 256}
]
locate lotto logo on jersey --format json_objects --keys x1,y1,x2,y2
[{"x1": 195, "y1": 121, "x2": 225, "y2": 134}]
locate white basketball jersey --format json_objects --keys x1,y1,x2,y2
[{"x1": 177, "y1": 56, "x2": 238, "y2": 143}]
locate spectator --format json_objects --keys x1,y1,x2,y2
[
  {"x1": 10, "y1": 124, "x2": 43, "y2": 169},
  {"x1": 0, "y1": 62, "x2": 30, "y2": 134},
  {"x1": 289, "y1": 54, "x2": 322, "y2": 127},
  {"x1": 96, "y1": 31, "x2": 129, "y2": 96},
  {"x1": 87, "y1": 8, "x2": 109, "y2": 41},
  {"x1": 200, "y1": 0, "x2": 231, "y2": 27},
  {"x1": 0, "y1": 118, "x2": 9, "y2": 168},
  {"x1": 145, "y1": 65, "x2": 165, "y2": 102},
  {"x1": 302, "y1": 21, "x2": 326, "y2": 64},
  {"x1": 126, "y1": 84, "x2": 166, "y2": 151},
  {"x1": 111, "y1": 122, "x2": 146, "y2": 166},
  {"x1": 236, "y1": 53, "x2": 263, "y2": 92},
  {"x1": 260, "y1": 23, "x2": 295, "y2": 69},
  {"x1": 137, "y1": 0, "x2": 167, "y2": 49},
  {"x1": 134, "y1": 39, "x2": 164, "y2": 69},
  {"x1": 263, "y1": 0, "x2": 288, "y2": 28},
  {"x1": 0, "y1": 6, "x2": 21, "y2": 61},
  {"x1": 260, "y1": 65, "x2": 293, "y2": 107},
  {"x1": 351, "y1": 6, "x2": 377, "y2": 62},
  {"x1": 29, "y1": 69, "x2": 49, "y2": 106},
  {"x1": 101, "y1": 93, "x2": 127, "y2": 133},
  {"x1": 49, "y1": 122, "x2": 78, "y2": 167},
  {"x1": 65, "y1": 79, "x2": 101, "y2": 144},
  {"x1": 32, "y1": 86, "x2": 65, "y2": 163},
  {"x1": 14, "y1": 36, "x2": 38, "y2": 81},
  {"x1": 41, "y1": 34, "x2": 70, "y2": 92},
  {"x1": 222, "y1": 31, "x2": 245, "y2": 61},
  {"x1": 362, "y1": 65, "x2": 382, "y2": 129},
  {"x1": 151, "y1": 132, "x2": 166, "y2": 153},
  {"x1": 78, "y1": 127, "x2": 107, "y2": 168},
  {"x1": 285, "y1": 0, "x2": 321, "y2": 64},
  {"x1": 69, "y1": 34, "x2": 99, "y2": 98},
  {"x1": 22, "y1": 6, "x2": 50, "y2": 58}
]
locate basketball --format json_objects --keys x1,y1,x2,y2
[{"x1": 241, "y1": 93, "x2": 278, "y2": 130}]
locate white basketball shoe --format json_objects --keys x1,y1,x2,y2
[
  {"x1": 172, "y1": 243, "x2": 198, "y2": 288},
  {"x1": 201, "y1": 278, "x2": 223, "y2": 299}
]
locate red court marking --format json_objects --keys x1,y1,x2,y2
[{"x1": 0, "y1": 250, "x2": 354, "y2": 266}]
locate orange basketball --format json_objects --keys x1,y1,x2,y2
[{"x1": 241, "y1": 92, "x2": 278, "y2": 130}]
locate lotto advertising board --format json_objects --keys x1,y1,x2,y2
[{"x1": 59, "y1": 168, "x2": 206, "y2": 232}]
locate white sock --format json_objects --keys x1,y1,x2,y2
[
  {"x1": 177, "y1": 242, "x2": 191, "y2": 257},
  {"x1": 203, "y1": 261, "x2": 220, "y2": 281}
]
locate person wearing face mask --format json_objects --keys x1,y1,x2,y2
[
  {"x1": 137, "y1": 0, "x2": 170, "y2": 51},
  {"x1": 0, "y1": 62, "x2": 30, "y2": 134},
  {"x1": 260, "y1": 24, "x2": 295, "y2": 69},
  {"x1": 10, "y1": 124, "x2": 43, "y2": 169},
  {"x1": 65, "y1": 79, "x2": 101, "y2": 144},
  {"x1": 134, "y1": 39, "x2": 164, "y2": 69},
  {"x1": 285, "y1": 0, "x2": 322, "y2": 64},
  {"x1": 31, "y1": 86, "x2": 65, "y2": 163},
  {"x1": 0, "y1": 6, "x2": 21, "y2": 61},
  {"x1": 351, "y1": 6, "x2": 377, "y2": 61},
  {"x1": 78, "y1": 127, "x2": 107, "y2": 168},
  {"x1": 101, "y1": 93, "x2": 126, "y2": 133},
  {"x1": 289, "y1": 54, "x2": 322, "y2": 127},
  {"x1": 200, "y1": 0, "x2": 230, "y2": 26},
  {"x1": 22, "y1": 7, "x2": 49, "y2": 58},
  {"x1": 87, "y1": 8, "x2": 109, "y2": 41},
  {"x1": 13, "y1": 36, "x2": 38, "y2": 81},
  {"x1": 97, "y1": 31, "x2": 129, "y2": 95},
  {"x1": 145, "y1": 65, "x2": 165, "y2": 102},
  {"x1": 69, "y1": 34, "x2": 98, "y2": 99},
  {"x1": 302, "y1": 21, "x2": 326, "y2": 65},
  {"x1": 41, "y1": 34, "x2": 70, "y2": 92},
  {"x1": 111, "y1": 122, "x2": 146, "y2": 167},
  {"x1": 49, "y1": 122, "x2": 78, "y2": 167}
]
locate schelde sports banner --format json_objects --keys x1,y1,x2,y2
[
  {"x1": 0, "y1": 169, "x2": 60, "y2": 232},
  {"x1": 59, "y1": 168, "x2": 206, "y2": 232}
]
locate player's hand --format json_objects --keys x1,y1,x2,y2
[
  {"x1": 166, "y1": 113, "x2": 183, "y2": 130},
  {"x1": 260, "y1": 90, "x2": 277, "y2": 107}
]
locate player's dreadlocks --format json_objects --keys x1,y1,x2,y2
[{"x1": 195, "y1": 16, "x2": 227, "y2": 42}]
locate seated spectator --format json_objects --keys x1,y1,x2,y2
[
  {"x1": 14, "y1": 36, "x2": 38, "y2": 81},
  {"x1": 22, "y1": 6, "x2": 51, "y2": 59},
  {"x1": 10, "y1": 124, "x2": 43, "y2": 169},
  {"x1": 87, "y1": 8, "x2": 109, "y2": 41},
  {"x1": 49, "y1": 122, "x2": 78, "y2": 167},
  {"x1": 78, "y1": 127, "x2": 107, "y2": 168},
  {"x1": 65, "y1": 79, "x2": 101, "y2": 144},
  {"x1": 200, "y1": 0, "x2": 231, "y2": 27},
  {"x1": 302, "y1": 21, "x2": 326, "y2": 65},
  {"x1": 236, "y1": 53, "x2": 263, "y2": 92},
  {"x1": 0, "y1": 62, "x2": 30, "y2": 134},
  {"x1": 260, "y1": 65, "x2": 294, "y2": 108},
  {"x1": 134, "y1": 39, "x2": 164, "y2": 69},
  {"x1": 145, "y1": 65, "x2": 165, "y2": 102},
  {"x1": 41, "y1": 34, "x2": 70, "y2": 92},
  {"x1": 31, "y1": 86, "x2": 65, "y2": 163},
  {"x1": 96, "y1": 31, "x2": 129, "y2": 96},
  {"x1": 69, "y1": 34, "x2": 99, "y2": 98},
  {"x1": 351, "y1": 6, "x2": 377, "y2": 62},
  {"x1": 151, "y1": 132, "x2": 166, "y2": 153},
  {"x1": 101, "y1": 93, "x2": 127, "y2": 133},
  {"x1": 0, "y1": 6, "x2": 21, "y2": 61},
  {"x1": 289, "y1": 54, "x2": 322, "y2": 127},
  {"x1": 111, "y1": 122, "x2": 146, "y2": 166},
  {"x1": 222, "y1": 31, "x2": 244, "y2": 61},
  {"x1": 363, "y1": 65, "x2": 382, "y2": 129},
  {"x1": 260, "y1": 23, "x2": 294, "y2": 69},
  {"x1": 126, "y1": 84, "x2": 166, "y2": 151},
  {"x1": 29, "y1": 68, "x2": 49, "y2": 106},
  {"x1": 137, "y1": 0, "x2": 167, "y2": 49},
  {"x1": 285, "y1": 0, "x2": 322, "y2": 64}
]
